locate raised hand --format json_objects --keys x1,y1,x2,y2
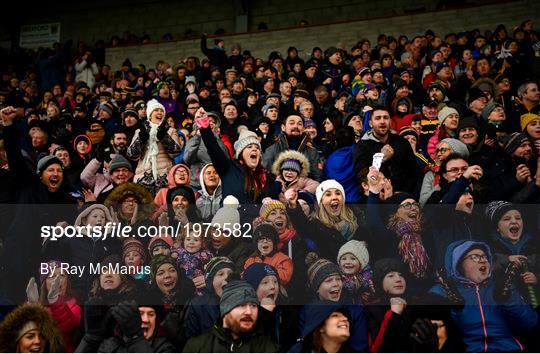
[{"x1": 26, "y1": 277, "x2": 39, "y2": 304}]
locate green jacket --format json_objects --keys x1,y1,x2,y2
[{"x1": 182, "y1": 323, "x2": 277, "y2": 353}]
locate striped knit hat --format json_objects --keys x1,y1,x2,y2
[
  {"x1": 307, "y1": 258, "x2": 341, "y2": 292},
  {"x1": 259, "y1": 197, "x2": 286, "y2": 219}
]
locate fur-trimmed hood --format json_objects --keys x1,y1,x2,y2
[
  {"x1": 471, "y1": 77, "x2": 500, "y2": 101},
  {"x1": 271, "y1": 150, "x2": 310, "y2": 177},
  {"x1": 0, "y1": 304, "x2": 64, "y2": 352},
  {"x1": 104, "y1": 182, "x2": 155, "y2": 220}
]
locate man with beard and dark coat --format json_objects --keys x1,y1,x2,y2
[
  {"x1": 263, "y1": 115, "x2": 321, "y2": 181},
  {"x1": 0, "y1": 106, "x2": 76, "y2": 303},
  {"x1": 183, "y1": 280, "x2": 278, "y2": 353},
  {"x1": 354, "y1": 106, "x2": 421, "y2": 194}
]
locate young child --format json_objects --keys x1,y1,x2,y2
[
  {"x1": 173, "y1": 224, "x2": 213, "y2": 295},
  {"x1": 148, "y1": 233, "x2": 174, "y2": 257},
  {"x1": 337, "y1": 240, "x2": 375, "y2": 303},
  {"x1": 122, "y1": 238, "x2": 149, "y2": 282},
  {"x1": 244, "y1": 223, "x2": 294, "y2": 286},
  {"x1": 271, "y1": 150, "x2": 319, "y2": 203}
]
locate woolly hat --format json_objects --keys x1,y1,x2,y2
[
  {"x1": 262, "y1": 104, "x2": 278, "y2": 117},
  {"x1": 73, "y1": 134, "x2": 92, "y2": 155},
  {"x1": 482, "y1": 101, "x2": 502, "y2": 121},
  {"x1": 150, "y1": 254, "x2": 176, "y2": 282},
  {"x1": 99, "y1": 102, "x2": 113, "y2": 116},
  {"x1": 457, "y1": 116, "x2": 479, "y2": 133},
  {"x1": 146, "y1": 98, "x2": 165, "y2": 118},
  {"x1": 307, "y1": 258, "x2": 341, "y2": 292},
  {"x1": 373, "y1": 258, "x2": 405, "y2": 294},
  {"x1": 211, "y1": 195, "x2": 240, "y2": 231},
  {"x1": 358, "y1": 67, "x2": 371, "y2": 77},
  {"x1": 258, "y1": 197, "x2": 285, "y2": 219},
  {"x1": 36, "y1": 155, "x2": 63, "y2": 176},
  {"x1": 204, "y1": 256, "x2": 236, "y2": 294},
  {"x1": 399, "y1": 126, "x2": 418, "y2": 140},
  {"x1": 501, "y1": 132, "x2": 529, "y2": 156},
  {"x1": 220, "y1": 280, "x2": 259, "y2": 316},
  {"x1": 304, "y1": 118, "x2": 317, "y2": 128},
  {"x1": 244, "y1": 263, "x2": 279, "y2": 290},
  {"x1": 485, "y1": 201, "x2": 516, "y2": 223},
  {"x1": 252, "y1": 222, "x2": 279, "y2": 246},
  {"x1": 233, "y1": 126, "x2": 261, "y2": 159},
  {"x1": 272, "y1": 150, "x2": 310, "y2": 178},
  {"x1": 440, "y1": 138, "x2": 470, "y2": 159},
  {"x1": 315, "y1": 179, "x2": 345, "y2": 205},
  {"x1": 337, "y1": 240, "x2": 370, "y2": 270},
  {"x1": 148, "y1": 235, "x2": 174, "y2": 254},
  {"x1": 326, "y1": 46, "x2": 340, "y2": 58},
  {"x1": 122, "y1": 239, "x2": 147, "y2": 264},
  {"x1": 109, "y1": 155, "x2": 133, "y2": 173},
  {"x1": 438, "y1": 106, "x2": 459, "y2": 126},
  {"x1": 167, "y1": 185, "x2": 196, "y2": 205},
  {"x1": 466, "y1": 87, "x2": 487, "y2": 106},
  {"x1": 520, "y1": 113, "x2": 540, "y2": 131}
]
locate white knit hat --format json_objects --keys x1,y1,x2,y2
[
  {"x1": 438, "y1": 106, "x2": 459, "y2": 126},
  {"x1": 211, "y1": 195, "x2": 240, "y2": 234},
  {"x1": 146, "y1": 98, "x2": 166, "y2": 118},
  {"x1": 233, "y1": 126, "x2": 261, "y2": 159},
  {"x1": 337, "y1": 240, "x2": 370, "y2": 270},
  {"x1": 315, "y1": 179, "x2": 345, "y2": 205}
]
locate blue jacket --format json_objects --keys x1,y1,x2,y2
[
  {"x1": 324, "y1": 145, "x2": 362, "y2": 203},
  {"x1": 430, "y1": 240, "x2": 538, "y2": 352}
]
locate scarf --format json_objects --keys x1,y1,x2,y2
[
  {"x1": 277, "y1": 227, "x2": 297, "y2": 250},
  {"x1": 335, "y1": 217, "x2": 358, "y2": 241},
  {"x1": 496, "y1": 232, "x2": 531, "y2": 255},
  {"x1": 142, "y1": 122, "x2": 160, "y2": 181},
  {"x1": 391, "y1": 219, "x2": 430, "y2": 279}
]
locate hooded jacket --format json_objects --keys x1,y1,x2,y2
[
  {"x1": 196, "y1": 163, "x2": 223, "y2": 222},
  {"x1": 0, "y1": 304, "x2": 65, "y2": 352},
  {"x1": 154, "y1": 163, "x2": 191, "y2": 207},
  {"x1": 429, "y1": 240, "x2": 538, "y2": 352},
  {"x1": 183, "y1": 132, "x2": 229, "y2": 190},
  {"x1": 271, "y1": 150, "x2": 319, "y2": 203},
  {"x1": 263, "y1": 132, "x2": 321, "y2": 181}
]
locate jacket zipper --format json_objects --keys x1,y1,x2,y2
[{"x1": 475, "y1": 285, "x2": 489, "y2": 352}]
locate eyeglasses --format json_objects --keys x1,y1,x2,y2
[
  {"x1": 446, "y1": 166, "x2": 468, "y2": 174},
  {"x1": 257, "y1": 237, "x2": 273, "y2": 243},
  {"x1": 436, "y1": 147, "x2": 449, "y2": 154},
  {"x1": 399, "y1": 202, "x2": 420, "y2": 210},
  {"x1": 464, "y1": 254, "x2": 488, "y2": 263}
]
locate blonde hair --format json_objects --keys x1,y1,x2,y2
[{"x1": 316, "y1": 202, "x2": 356, "y2": 229}]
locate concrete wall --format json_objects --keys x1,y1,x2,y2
[
  {"x1": 105, "y1": 0, "x2": 539, "y2": 69},
  {"x1": 17, "y1": 0, "x2": 506, "y2": 45}
]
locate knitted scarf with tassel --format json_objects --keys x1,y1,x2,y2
[{"x1": 390, "y1": 219, "x2": 430, "y2": 279}]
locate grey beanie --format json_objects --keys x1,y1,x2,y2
[
  {"x1": 482, "y1": 101, "x2": 502, "y2": 121},
  {"x1": 220, "y1": 280, "x2": 259, "y2": 316},
  {"x1": 109, "y1": 155, "x2": 133, "y2": 173},
  {"x1": 441, "y1": 138, "x2": 470, "y2": 159},
  {"x1": 233, "y1": 126, "x2": 261, "y2": 159},
  {"x1": 36, "y1": 155, "x2": 63, "y2": 176}
]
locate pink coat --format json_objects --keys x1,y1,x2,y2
[
  {"x1": 275, "y1": 176, "x2": 319, "y2": 203},
  {"x1": 48, "y1": 297, "x2": 81, "y2": 352}
]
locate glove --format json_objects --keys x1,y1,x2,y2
[
  {"x1": 494, "y1": 261, "x2": 520, "y2": 304},
  {"x1": 195, "y1": 114, "x2": 209, "y2": 129},
  {"x1": 138, "y1": 127, "x2": 149, "y2": 144},
  {"x1": 47, "y1": 275, "x2": 61, "y2": 304},
  {"x1": 156, "y1": 120, "x2": 168, "y2": 140},
  {"x1": 84, "y1": 297, "x2": 108, "y2": 338},
  {"x1": 111, "y1": 301, "x2": 143, "y2": 338},
  {"x1": 410, "y1": 318, "x2": 439, "y2": 352},
  {"x1": 26, "y1": 277, "x2": 39, "y2": 304},
  {"x1": 96, "y1": 147, "x2": 112, "y2": 163}
]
